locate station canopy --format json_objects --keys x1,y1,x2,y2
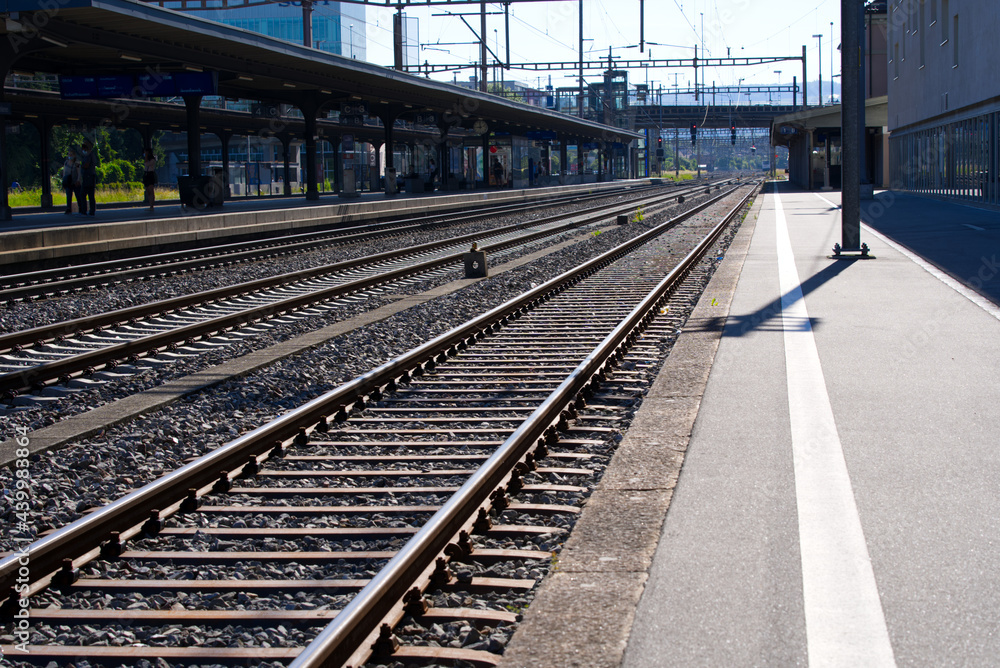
[{"x1": 1, "y1": 0, "x2": 638, "y2": 142}]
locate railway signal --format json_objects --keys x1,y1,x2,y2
[
  {"x1": 690, "y1": 124, "x2": 697, "y2": 145},
  {"x1": 731, "y1": 126, "x2": 737, "y2": 145},
  {"x1": 656, "y1": 136, "x2": 664, "y2": 158}
]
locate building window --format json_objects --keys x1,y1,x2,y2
[
  {"x1": 941, "y1": 0, "x2": 949, "y2": 43},
  {"x1": 894, "y1": 42, "x2": 900, "y2": 79},
  {"x1": 930, "y1": 0, "x2": 937, "y2": 25}
]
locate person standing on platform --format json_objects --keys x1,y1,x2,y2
[
  {"x1": 79, "y1": 139, "x2": 97, "y2": 216},
  {"x1": 428, "y1": 159, "x2": 439, "y2": 188},
  {"x1": 62, "y1": 148, "x2": 83, "y2": 214},
  {"x1": 492, "y1": 155, "x2": 505, "y2": 188},
  {"x1": 142, "y1": 148, "x2": 157, "y2": 212}
]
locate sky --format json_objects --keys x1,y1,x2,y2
[{"x1": 349, "y1": 0, "x2": 844, "y2": 104}]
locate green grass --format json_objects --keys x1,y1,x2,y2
[
  {"x1": 9, "y1": 185, "x2": 180, "y2": 208},
  {"x1": 650, "y1": 171, "x2": 696, "y2": 182}
]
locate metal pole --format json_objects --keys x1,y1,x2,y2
[
  {"x1": 578, "y1": 0, "x2": 584, "y2": 117},
  {"x1": 480, "y1": 1, "x2": 488, "y2": 93},
  {"x1": 696, "y1": 117, "x2": 700, "y2": 179},
  {"x1": 644, "y1": 128, "x2": 649, "y2": 175},
  {"x1": 504, "y1": 2, "x2": 510, "y2": 69},
  {"x1": 840, "y1": 0, "x2": 862, "y2": 250},
  {"x1": 867, "y1": 10, "x2": 872, "y2": 98},
  {"x1": 392, "y1": 9, "x2": 404, "y2": 71},
  {"x1": 813, "y1": 34, "x2": 823, "y2": 106},
  {"x1": 639, "y1": 0, "x2": 645, "y2": 52},
  {"x1": 859, "y1": 0, "x2": 867, "y2": 185},
  {"x1": 184, "y1": 95, "x2": 202, "y2": 177},
  {"x1": 801, "y1": 45, "x2": 808, "y2": 109},
  {"x1": 694, "y1": 44, "x2": 698, "y2": 102},
  {"x1": 302, "y1": 0, "x2": 312, "y2": 48},
  {"x1": 696, "y1": 134, "x2": 700, "y2": 179},
  {"x1": 700, "y1": 12, "x2": 704, "y2": 55}
]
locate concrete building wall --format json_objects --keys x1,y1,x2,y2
[
  {"x1": 866, "y1": 11, "x2": 889, "y2": 99},
  {"x1": 887, "y1": 0, "x2": 1000, "y2": 132},
  {"x1": 887, "y1": 0, "x2": 1000, "y2": 209}
]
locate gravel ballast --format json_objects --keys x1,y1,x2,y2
[{"x1": 0, "y1": 185, "x2": 757, "y2": 668}]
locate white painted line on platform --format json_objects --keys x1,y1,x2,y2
[
  {"x1": 813, "y1": 193, "x2": 1000, "y2": 322},
  {"x1": 775, "y1": 190, "x2": 896, "y2": 668}
]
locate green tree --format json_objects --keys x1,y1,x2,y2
[
  {"x1": 51, "y1": 126, "x2": 148, "y2": 185},
  {"x1": 1, "y1": 123, "x2": 162, "y2": 193},
  {"x1": 488, "y1": 83, "x2": 525, "y2": 103},
  {"x1": 5, "y1": 123, "x2": 41, "y2": 189}
]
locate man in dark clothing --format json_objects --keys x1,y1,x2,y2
[{"x1": 80, "y1": 140, "x2": 97, "y2": 216}]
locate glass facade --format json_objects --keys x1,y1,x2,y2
[
  {"x1": 890, "y1": 111, "x2": 999, "y2": 207},
  {"x1": 185, "y1": 1, "x2": 365, "y2": 59}
]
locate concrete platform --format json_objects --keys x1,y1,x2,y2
[
  {"x1": 500, "y1": 182, "x2": 1000, "y2": 666},
  {"x1": 0, "y1": 179, "x2": 652, "y2": 268}
]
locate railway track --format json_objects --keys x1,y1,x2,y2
[
  {"x1": 0, "y1": 183, "x2": 669, "y2": 302},
  {"x1": 0, "y1": 181, "x2": 759, "y2": 666},
  {"x1": 0, "y1": 181, "x2": 722, "y2": 402}
]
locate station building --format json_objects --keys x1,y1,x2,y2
[
  {"x1": 886, "y1": 0, "x2": 1000, "y2": 208},
  {"x1": 771, "y1": 1, "x2": 889, "y2": 191},
  {"x1": 180, "y1": 0, "x2": 368, "y2": 59}
]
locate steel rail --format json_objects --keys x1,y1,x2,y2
[
  {"x1": 291, "y1": 182, "x2": 760, "y2": 668},
  {"x1": 0, "y1": 181, "x2": 709, "y2": 353},
  {"x1": 0, "y1": 184, "x2": 661, "y2": 300},
  {"x1": 0, "y1": 183, "x2": 749, "y2": 610},
  {"x1": 0, "y1": 184, "x2": 720, "y2": 395},
  {"x1": 0, "y1": 222, "x2": 572, "y2": 394}
]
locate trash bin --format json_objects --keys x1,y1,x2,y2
[
  {"x1": 178, "y1": 173, "x2": 225, "y2": 210},
  {"x1": 404, "y1": 176, "x2": 424, "y2": 193}
]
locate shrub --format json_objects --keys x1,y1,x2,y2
[
  {"x1": 98, "y1": 159, "x2": 137, "y2": 185},
  {"x1": 98, "y1": 162, "x2": 122, "y2": 185}
]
